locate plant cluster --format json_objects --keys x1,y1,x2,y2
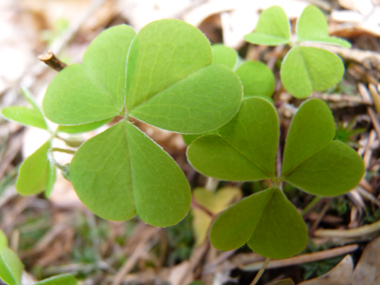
[{"x1": 0, "y1": 4, "x2": 365, "y2": 284}]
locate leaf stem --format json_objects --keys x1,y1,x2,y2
[
  {"x1": 250, "y1": 257, "x2": 271, "y2": 285},
  {"x1": 47, "y1": 148, "x2": 75, "y2": 177},
  {"x1": 302, "y1": 196, "x2": 323, "y2": 217}
]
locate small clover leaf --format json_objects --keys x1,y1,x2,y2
[
  {"x1": 187, "y1": 97, "x2": 279, "y2": 181},
  {"x1": 210, "y1": 186, "x2": 308, "y2": 259},
  {"x1": 235, "y1": 61, "x2": 275, "y2": 99},
  {"x1": 281, "y1": 99, "x2": 365, "y2": 196},
  {"x1": 0, "y1": 247, "x2": 24, "y2": 285},
  {"x1": 16, "y1": 140, "x2": 56, "y2": 196},
  {"x1": 70, "y1": 121, "x2": 191, "y2": 227},
  {"x1": 35, "y1": 274, "x2": 77, "y2": 285},
  {"x1": 1, "y1": 88, "x2": 48, "y2": 130},
  {"x1": 212, "y1": 44, "x2": 238, "y2": 69},
  {"x1": 244, "y1": 6, "x2": 291, "y2": 46},
  {"x1": 281, "y1": 46, "x2": 345, "y2": 98},
  {"x1": 43, "y1": 25, "x2": 136, "y2": 125},
  {"x1": 188, "y1": 97, "x2": 364, "y2": 257},
  {"x1": 296, "y1": 5, "x2": 351, "y2": 48}
]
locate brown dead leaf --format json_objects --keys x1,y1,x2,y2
[
  {"x1": 299, "y1": 255, "x2": 353, "y2": 285},
  {"x1": 352, "y1": 236, "x2": 380, "y2": 285}
]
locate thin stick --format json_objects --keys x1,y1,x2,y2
[
  {"x1": 314, "y1": 219, "x2": 380, "y2": 238},
  {"x1": 250, "y1": 258, "x2": 271, "y2": 285},
  {"x1": 38, "y1": 50, "x2": 67, "y2": 71},
  {"x1": 205, "y1": 176, "x2": 219, "y2": 191}
]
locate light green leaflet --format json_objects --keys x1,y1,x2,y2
[
  {"x1": 44, "y1": 20, "x2": 242, "y2": 134},
  {"x1": 281, "y1": 46, "x2": 344, "y2": 98},
  {"x1": 35, "y1": 274, "x2": 77, "y2": 285},
  {"x1": 0, "y1": 231, "x2": 7, "y2": 250},
  {"x1": 244, "y1": 6, "x2": 291, "y2": 46},
  {"x1": 43, "y1": 25, "x2": 135, "y2": 125},
  {"x1": 70, "y1": 121, "x2": 191, "y2": 227},
  {"x1": 210, "y1": 186, "x2": 308, "y2": 259},
  {"x1": 297, "y1": 5, "x2": 351, "y2": 48},
  {"x1": 212, "y1": 44, "x2": 238, "y2": 69},
  {"x1": 235, "y1": 61, "x2": 275, "y2": 98},
  {"x1": 281, "y1": 99, "x2": 365, "y2": 196},
  {"x1": 16, "y1": 140, "x2": 56, "y2": 196},
  {"x1": 1, "y1": 88, "x2": 47, "y2": 130},
  {"x1": 187, "y1": 98, "x2": 279, "y2": 181},
  {"x1": 0, "y1": 247, "x2": 24, "y2": 285}
]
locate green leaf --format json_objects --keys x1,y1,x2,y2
[
  {"x1": 6, "y1": 88, "x2": 49, "y2": 130},
  {"x1": 280, "y1": 46, "x2": 344, "y2": 98},
  {"x1": 45, "y1": 162, "x2": 56, "y2": 198},
  {"x1": 70, "y1": 121, "x2": 191, "y2": 227},
  {"x1": 235, "y1": 61, "x2": 275, "y2": 97},
  {"x1": 282, "y1": 99, "x2": 335, "y2": 175},
  {"x1": 210, "y1": 187, "x2": 308, "y2": 259},
  {"x1": 244, "y1": 6, "x2": 291, "y2": 46},
  {"x1": 297, "y1": 5, "x2": 351, "y2": 48},
  {"x1": 0, "y1": 247, "x2": 24, "y2": 285},
  {"x1": 57, "y1": 119, "x2": 111, "y2": 134},
  {"x1": 0, "y1": 231, "x2": 7, "y2": 250},
  {"x1": 126, "y1": 19, "x2": 242, "y2": 134},
  {"x1": 35, "y1": 274, "x2": 77, "y2": 285},
  {"x1": 1, "y1": 107, "x2": 47, "y2": 130},
  {"x1": 212, "y1": 44, "x2": 238, "y2": 69},
  {"x1": 16, "y1": 141, "x2": 51, "y2": 195},
  {"x1": 43, "y1": 25, "x2": 136, "y2": 125},
  {"x1": 281, "y1": 99, "x2": 364, "y2": 196},
  {"x1": 187, "y1": 97, "x2": 278, "y2": 181}
]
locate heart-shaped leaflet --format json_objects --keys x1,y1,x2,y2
[
  {"x1": 280, "y1": 99, "x2": 365, "y2": 196},
  {"x1": 210, "y1": 186, "x2": 308, "y2": 259}
]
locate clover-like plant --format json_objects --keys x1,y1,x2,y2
[
  {"x1": 2, "y1": 20, "x2": 243, "y2": 228},
  {"x1": 245, "y1": 5, "x2": 351, "y2": 98},
  {"x1": 0, "y1": 230, "x2": 77, "y2": 285},
  {"x1": 187, "y1": 97, "x2": 364, "y2": 259}
]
